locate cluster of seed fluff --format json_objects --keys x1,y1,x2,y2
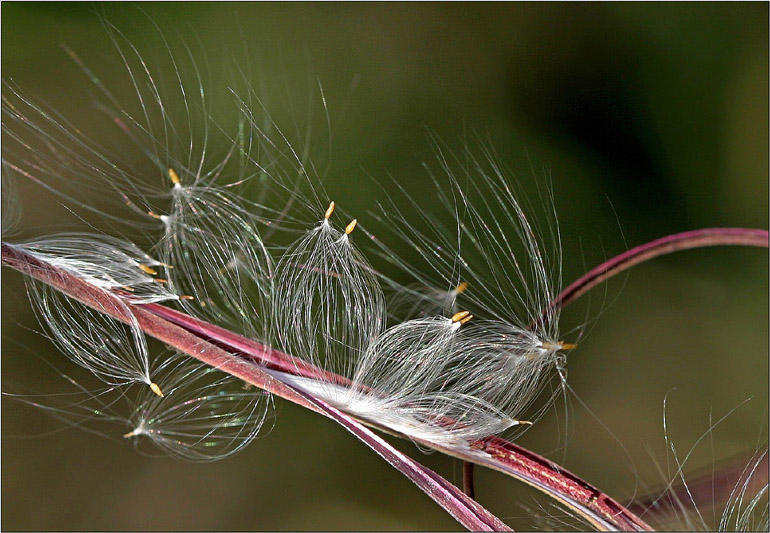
[{"x1": 1, "y1": 31, "x2": 577, "y2": 458}]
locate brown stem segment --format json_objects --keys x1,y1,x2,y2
[
  {"x1": 463, "y1": 461, "x2": 475, "y2": 499},
  {"x1": 469, "y1": 436, "x2": 652, "y2": 531}
]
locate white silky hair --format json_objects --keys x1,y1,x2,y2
[
  {"x1": 371, "y1": 144, "x2": 562, "y2": 336},
  {"x1": 718, "y1": 450, "x2": 768, "y2": 532},
  {"x1": 271, "y1": 212, "x2": 386, "y2": 379},
  {"x1": 6, "y1": 136, "x2": 572, "y2": 453},
  {"x1": 5, "y1": 350, "x2": 272, "y2": 463},
  {"x1": 384, "y1": 281, "x2": 464, "y2": 322},
  {"x1": 360, "y1": 142, "x2": 572, "y2": 428},
  {"x1": 24, "y1": 276, "x2": 155, "y2": 390},
  {"x1": 2, "y1": 17, "x2": 286, "y2": 320},
  {"x1": 11, "y1": 234, "x2": 179, "y2": 391},
  {"x1": 270, "y1": 316, "x2": 517, "y2": 447},
  {"x1": 158, "y1": 174, "x2": 274, "y2": 338},
  {"x1": 2, "y1": 170, "x2": 22, "y2": 238},
  {"x1": 123, "y1": 352, "x2": 273, "y2": 462},
  {"x1": 13, "y1": 234, "x2": 178, "y2": 304},
  {"x1": 267, "y1": 194, "x2": 562, "y2": 445},
  {"x1": 2, "y1": 19, "x2": 575, "y2": 457},
  {"x1": 1, "y1": 24, "x2": 298, "y2": 458}
]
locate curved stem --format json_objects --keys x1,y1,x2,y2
[
  {"x1": 483, "y1": 227, "x2": 767, "y2": 520},
  {"x1": 6, "y1": 227, "x2": 765, "y2": 531},
  {"x1": 551, "y1": 227, "x2": 768, "y2": 316},
  {"x1": 3, "y1": 240, "x2": 644, "y2": 530}
]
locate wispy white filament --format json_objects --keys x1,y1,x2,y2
[
  {"x1": 6, "y1": 352, "x2": 271, "y2": 462},
  {"x1": 3, "y1": 27, "x2": 578, "y2": 457},
  {"x1": 25, "y1": 277, "x2": 155, "y2": 390},
  {"x1": 123, "y1": 353, "x2": 272, "y2": 462},
  {"x1": 157, "y1": 170, "x2": 274, "y2": 338},
  {"x1": 275, "y1": 315, "x2": 520, "y2": 446},
  {"x1": 271, "y1": 207, "x2": 386, "y2": 379},
  {"x1": 363, "y1": 145, "x2": 572, "y2": 428},
  {"x1": 16, "y1": 234, "x2": 178, "y2": 304}
]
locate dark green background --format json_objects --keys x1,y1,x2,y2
[{"x1": 2, "y1": 3, "x2": 767, "y2": 530}]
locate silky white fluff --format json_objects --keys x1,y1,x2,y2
[{"x1": 3, "y1": 26, "x2": 576, "y2": 458}]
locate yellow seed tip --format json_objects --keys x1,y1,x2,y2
[
  {"x1": 560, "y1": 343, "x2": 577, "y2": 351},
  {"x1": 345, "y1": 219, "x2": 358, "y2": 235},
  {"x1": 455, "y1": 281, "x2": 469, "y2": 294},
  {"x1": 123, "y1": 430, "x2": 137, "y2": 439},
  {"x1": 459, "y1": 314, "x2": 473, "y2": 325},
  {"x1": 168, "y1": 168, "x2": 181, "y2": 185},
  {"x1": 138, "y1": 263, "x2": 158, "y2": 276},
  {"x1": 150, "y1": 382, "x2": 164, "y2": 397},
  {"x1": 451, "y1": 310, "x2": 470, "y2": 323},
  {"x1": 324, "y1": 201, "x2": 335, "y2": 219}
]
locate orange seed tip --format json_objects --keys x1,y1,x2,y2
[
  {"x1": 168, "y1": 168, "x2": 181, "y2": 185},
  {"x1": 324, "y1": 201, "x2": 335, "y2": 219},
  {"x1": 150, "y1": 382, "x2": 164, "y2": 397},
  {"x1": 138, "y1": 263, "x2": 158, "y2": 276},
  {"x1": 451, "y1": 310, "x2": 470, "y2": 323}
]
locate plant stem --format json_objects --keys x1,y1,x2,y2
[
  {"x1": 549, "y1": 227, "x2": 768, "y2": 317},
  {"x1": 2, "y1": 241, "x2": 509, "y2": 531},
  {"x1": 473, "y1": 227, "x2": 768, "y2": 521},
  {"x1": 6, "y1": 226, "x2": 765, "y2": 531},
  {"x1": 463, "y1": 461, "x2": 475, "y2": 499}
]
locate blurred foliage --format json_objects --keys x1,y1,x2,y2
[{"x1": 2, "y1": 3, "x2": 767, "y2": 531}]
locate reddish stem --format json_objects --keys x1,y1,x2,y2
[
  {"x1": 2, "y1": 242, "x2": 508, "y2": 531},
  {"x1": 5, "y1": 226, "x2": 765, "y2": 531},
  {"x1": 471, "y1": 436, "x2": 651, "y2": 531},
  {"x1": 549, "y1": 228, "x2": 768, "y2": 317},
  {"x1": 3, "y1": 240, "x2": 646, "y2": 530},
  {"x1": 143, "y1": 303, "x2": 351, "y2": 386},
  {"x1": 1, "y1": 243, "x2": 323, "y2": 416}
]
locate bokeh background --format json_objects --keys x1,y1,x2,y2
[{"x1": 2, "y1": 3, "x2": 767, "y2": 531}]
